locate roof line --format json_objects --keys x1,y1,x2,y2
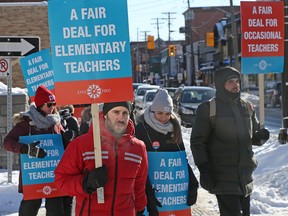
[{"x1": 0, "y1": 2, "x2": 47, "y2": 7}]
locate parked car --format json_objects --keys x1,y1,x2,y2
[
  {"x1": 241, "y1": 86, "x2": 259, "y2": 96},
  {"x1": 133, "y1": 83, "x2": 144, "y2": 91},
  {"x1": 141, "y1": 89, "x2": 158, "y2": 110},
  {"x1": 264, "y1": 81, "x2": 281, "y2": 107},
  {"x1": 174, "y1": 86, "x2": 216, "y2": 127},
  {"x1": 134, "y1": 85, "x2": 160, "y2": 110},
  {"x1": 164, "y1": 87, "x2": 177, "y2": 99}
]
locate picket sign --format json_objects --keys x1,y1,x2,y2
[{"x1": 91, "y1": 103, "x2": 104, "y2": 203}]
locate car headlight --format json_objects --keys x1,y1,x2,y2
[{"x1": 180, "y1": 107, "x2": 194, "y2": 115}]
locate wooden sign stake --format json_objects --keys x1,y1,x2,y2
[{"x1": 91, "y1": 103, "x2": 104, "y2": 203}]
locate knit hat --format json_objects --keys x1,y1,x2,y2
[
  {"x1": 103, "y1": 102, "x2": 132, "y2": 115},
  {"x1": 214, "y1": 66, "x2": 240, "y2": 90},
  {"x1": 150, "y1": 89, "x2": 173, "y2": 112},
  {"x1": 34, "y1": 85, "x2": 56, "y2": 107}
]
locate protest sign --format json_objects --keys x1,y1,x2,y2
[
  {"x1": 241, "y1": 1, "x2": 284, "y2": 74},
  {"x1": 48, "y1": 0, "x2": 133, "y2": 105},
  {"x1": 20, "y1": 134, "x2": 66, "y2": 200},
  {"x1": 19, "y1": 48, "x2": 54, "y2": 99},
  {"x1": 147, "y1": 151, "x2": 191, "y2": 216}
]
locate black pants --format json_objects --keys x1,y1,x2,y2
[
  {"x1": 216, "y1": 194, "x2": 250, "y2": 216},
  {"x1": 63, "y1": 196, "x2": 73, "y2": 216},
  {"x1": 19, "y1": 196, "x2": 72, "y2": 216}
]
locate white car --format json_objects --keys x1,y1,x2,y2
[
  {"x1": 134, "y1": 85, "x2": 159, "y2": 110},
  {"x1": 141, "y1": 89, "x2": 158, "y2": 110}
]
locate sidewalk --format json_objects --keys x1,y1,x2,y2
[{"x1": 36, "y1": 190, "x2": 218, "y2": 216}]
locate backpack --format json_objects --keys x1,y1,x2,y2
[{"x1": 209, "y1": 97, "x2": 253, "y2": 128}]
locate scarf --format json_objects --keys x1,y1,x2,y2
[
  {"x1": 143, "y1": 106, "x2": 174, "y2": 135},
  {"x1": 20, "y1": 104, "x2": 61, "y2": 129}
]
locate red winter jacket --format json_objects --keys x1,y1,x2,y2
[{"x1": 54, "y1": 112, "x2": 148, "y2": 216}]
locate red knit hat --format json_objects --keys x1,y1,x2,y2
[{"x1": 34, "y1": 85, "x2": 56, "y2": 107}]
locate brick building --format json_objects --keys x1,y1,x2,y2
[
  {"x1": 182, "y1": 6, "x2": 240, "y2": 85},
  {"x1": 0, "y1": 1, "x2": 50, "y2": 88},
  {"x1": 0, "y1": 1, "x2": 49, "y2": 168}
]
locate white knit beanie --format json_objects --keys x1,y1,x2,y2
[{"x1": 150, "y1": 89, "x2": 173, "y2": 112}]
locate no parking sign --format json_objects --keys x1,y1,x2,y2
[{"x1": 0, "y1": 58, "x2": 10, "y2": 76}]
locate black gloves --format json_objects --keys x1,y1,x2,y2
[
  {"x1": 20, "y1": 141, "x2": 46, "y2": 158},
  {"x1": 136, "y1": 210, "x2": 145, "y2": 216},
  {"x1": 147, "y1": 188, "x2": 162, "y2": 216},
  {"x1": 253, "y1": 128, "x2": 270, "y2": 145},
  {"x1": 197, "y1": 162, "x2": 215, "y2": 191},
  {"x1": 82, "y1": 165, "x2": 108, "y2": 194}
]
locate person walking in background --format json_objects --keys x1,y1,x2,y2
[
  {"x1": 135, "y1": 89, "x2": 198, "y2": 216},
  {"x1": 3, "y1": 85, "x2": 70, "y2": 216},
  {"x1": 54, "y1": 102, "x2": 148, "y2": 216},
  {"x1": 79, "y1": 105, "x2": 91, "y2": 135},
  {"x1": 58, "y1": 105, "x2": 80, "y2": 145},
  {"x1": 190, "y1": 66, "x2": 270, "y2": 216}
]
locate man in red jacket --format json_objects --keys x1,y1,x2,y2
[{"x1": 55, "y1": 102, "x2": 148, "y2": 216}]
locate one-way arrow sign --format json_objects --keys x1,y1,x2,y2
[{"x1": 0, "y1": 36, "x2": 40, "y2": 57}]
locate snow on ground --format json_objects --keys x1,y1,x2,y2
[{"x1": 1, "y1": 92, "x2": 288, "y2": 215}]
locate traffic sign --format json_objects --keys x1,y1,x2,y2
[
  {"x1": 0, "y1": 36, "x2": 41, "y2": 57},
  {"x1": 0, "y1": 58, "x2": 10, "y2": 76}
]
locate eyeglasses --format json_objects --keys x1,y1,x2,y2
[{"x1": 46, "y1": 102, "x2": 56, "y2": 108}]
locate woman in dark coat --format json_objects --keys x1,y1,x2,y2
[
  {"x1": 4, "y1": 85, "x2": 70, "y2": 216},
  {"x1": 135, "y1": 88, "x2": 198, "y2": 216}
]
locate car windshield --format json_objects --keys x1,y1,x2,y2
[
  {"x1": 137, "y1": 89, "x2": 147, "y2": 96},
  {"x1": 181, "y1": 89, "x2": 215, "y2": 103},
  {"x1": 146, "y1": 92, "x2": 156, "y2": 102},
  {"x1": 137, "y1": 87, "x2": 158, "y2": 96}
]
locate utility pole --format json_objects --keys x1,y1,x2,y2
[
  {"x1": 140, "y1": 30, "x2": 150, "y2": 82},
  {"x1": 230, "y1": 0, "x2": 249, "y2": 88},
  {"x1": 151, "y1": 18, "x2": 165, "y2": 50},
  {"x1": 229, "y1": 0, "x2": 240, "y2": 71},
  {"x1": 162, "y1": 12, "x2": 176, "y2": 42},
  {"x1": 190, "y1": 24, "x2": 196, "y2": 85},
  {"x1": 136, "y1": 28, "x2": 140, "y2": 82}
]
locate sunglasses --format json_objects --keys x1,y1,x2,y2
[{"x1": 46, "y1": 102, "x2": 56, "y2": 108}]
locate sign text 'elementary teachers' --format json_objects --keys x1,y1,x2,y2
[{"x1": 54, "y1": 7, "x2": 127, "y2": 74}]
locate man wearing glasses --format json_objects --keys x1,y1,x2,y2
[{"x1": 3, "y1": 85, "x2": 70, "y2": 216}]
